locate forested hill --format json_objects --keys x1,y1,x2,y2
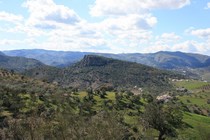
[
  {"x1": 0, "y1": 52, "x2": 45, "y2": 72},
  {"x1": 24, "y1": 55, "x2": 182, "y2": 93}
]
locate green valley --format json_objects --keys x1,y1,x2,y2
[{"x1": 0, "y1": 53, "x2": 210, "y2": 139}]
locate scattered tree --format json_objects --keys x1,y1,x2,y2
[{"x1": 141, "y1": 102, "x2": 183, "y2": 140}]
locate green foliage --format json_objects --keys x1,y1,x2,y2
[
  {"x1": 207, "y1": 99, "x2": 210, "y2": 104},
  {"x1": 175, "y1": 80, "x2": 210, "y2": 116},
  {"x1": 25, "y1": 55, "x2": 180, "y2": 93},
  {"x1": 0, "y1": 54, "x2": 45, "y2": 72},
  {"x1": 179, "y1": 112, "x2": 210, "y2": 140},
  {"x1": 174, "y1": 80, "x2": 209, "y2": 90},
  {"x1": 0, "y1": 69, "x2": 133, "y2": 139},
  {"x1": 0, "y1": 68, "x2": 210, "y2": 139},
  {"x1": 141, "y1": 102, "x2": 183, "y2": 140}
]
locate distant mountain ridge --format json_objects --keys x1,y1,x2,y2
[
  {"x1": 0, "y1": 51, "x2": 45, "y2": 72},
  {"x1": 3, "y1": 49, "x2": 90, "y2": 67},
  {"x1": 0, "y1": 51, "x2": 5, "y2": 56},
  {"x1": 4, "y1": 49, "x2": 210, "y2": 80},
  {"x1": 4, "y1": 49, "x2": 210, "y2": 70}
]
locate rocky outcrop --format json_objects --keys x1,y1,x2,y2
[{"x1": 79, "y1": 55, "x2": 113, "y2": 67}]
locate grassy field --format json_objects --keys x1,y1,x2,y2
[
  {"x1": 175, "y1": 80, "x2": 210, "y2": 115},
  {"x1": 174, "y1": 80, "x2": 209, "y2": 90},
  {"x1": 179, "y1": 92, "x2": 210, "y2": 109},
  {"x1": 173, "y1": 80, "x2": 210, "y2": 139},
  {"x1": 179, "y1": 112, "x2": 210, "y2": 140},
  {"x1": 74, "y1": 88, "x2": 210, "y2": 139}
]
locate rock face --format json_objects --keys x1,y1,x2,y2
[{"x1": 79, "y1": 55, "x2": 113, "y2": 67}]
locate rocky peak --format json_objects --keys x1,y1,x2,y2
[{"x1": 79, "y1": 55, "x2": 113, "y2": 67}]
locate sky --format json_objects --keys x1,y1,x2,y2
[{"x1": 0, "y1": 0, "x2": 210, "y2": 54}]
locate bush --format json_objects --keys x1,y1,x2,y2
[
  {"x1": 186, "y1": 99, "x2": 191, "y2": 103},
  {"x1": 207, "y1": 99, "x2": 210, "y2": 104}
]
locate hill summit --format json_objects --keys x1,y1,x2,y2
[{"x1": 78, "y1": 55, "x2": 113, "y2": 67}]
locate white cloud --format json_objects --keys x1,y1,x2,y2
[
  {"x1": 90, "y1": 0, "x2": 191, "y2": 17},
  {"x1": 0, "y1": 38, "x2": 39, "y2": 50},
  {"x1": 0, "y1": 11, "x2": 23, "y2": 23},
  {"x1": 100, "y1": 14, "x2": 157, "y2": 31},
  {"x1": 23, "y1": 0, "x2": 81, "y2": 29},
  {"x1": 9, "y1": 24, "x2": 47, "y2": 37},
  {"x1": 156, "y1": 33, "x2": 181, "y2": 43},
  {"x1": 161, "y1": 33, "x2": 181, "y2": 40},
  {"x1": 204, "y1": 2, "x2": 210, "y2": 9},
  {"x1": 172, "y1": 40, "x2": 210, "y2": 55},
  {"x1": 22, "y1": 20, "x2": 109, "y2": 52},
  {"x1": 139, "y1": 40, "x2": 210, "y2": 55},
  {"x1": 89, "y1": 14, "x2": 156, "y2": 53},
  {"x1": 17, "y1": 0, "x2": 157, "y2": 53},
  {"x1": 141, "y1": 32, "x2": 182, "y2": 53},
  {"x1": 4, "y1": 0, "x2": 210, "y2": 55},
  {"x1": 0, "y1": 39, "x2": 21, "y2": 46},
  {"x1": 86, "y1": 0, "x2": 191, "y2": 53},
  {"x1": 0, "y1": 0, "x2": 107, "y2": 52},
  {"x1": 190, "y1": 28, "x2": 210, "y2": 38}
]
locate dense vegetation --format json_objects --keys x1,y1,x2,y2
[
  {"x1": 24, "y1": 55, "x2": 182, "y2": 93},
  {"x1": 0, "y1": 69, "x2": 126, "y2": 139},
  {"x1": 0, "y1": 68, "x2": 210, "y2": 139},
  {"x1": 0, "y1": 52, "x2": 45, "y2": 72},
  {"x1": 0, "y1": 52, "x2": 210, "y2": 139}
]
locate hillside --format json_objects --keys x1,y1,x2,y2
[
  {"x1": 141, "y1": 51, "x2": 210, "y2": 69},
  {"x1": 0, "y1": 68, "x2": 210, "y2": 139},
  {"x1": 97, "y1": 51, "x2": 210, "y2": 69},
  {"x1": 0, "y1": 52, "x2": 45, "y2": 72},
  {"x1": 25, "y1": 55, "x2": 182, "y2": 93},
  {"x1": 0, "y1": 68, "x2": 66, "y2": 119}
]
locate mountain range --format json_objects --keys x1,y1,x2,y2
[
  {"x1": 4, "y1": 49, "x2": 210, "y2": 69},
  {"x1": 3, "y1": 49, "x2": 210, "y2": 80},
  {"x1": 3, "y1": 49, "x2": 88, "y2": 67}
]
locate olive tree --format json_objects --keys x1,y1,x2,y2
[{"x1": 141, "y1": 102, "x2": 183, "y2": 140}]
